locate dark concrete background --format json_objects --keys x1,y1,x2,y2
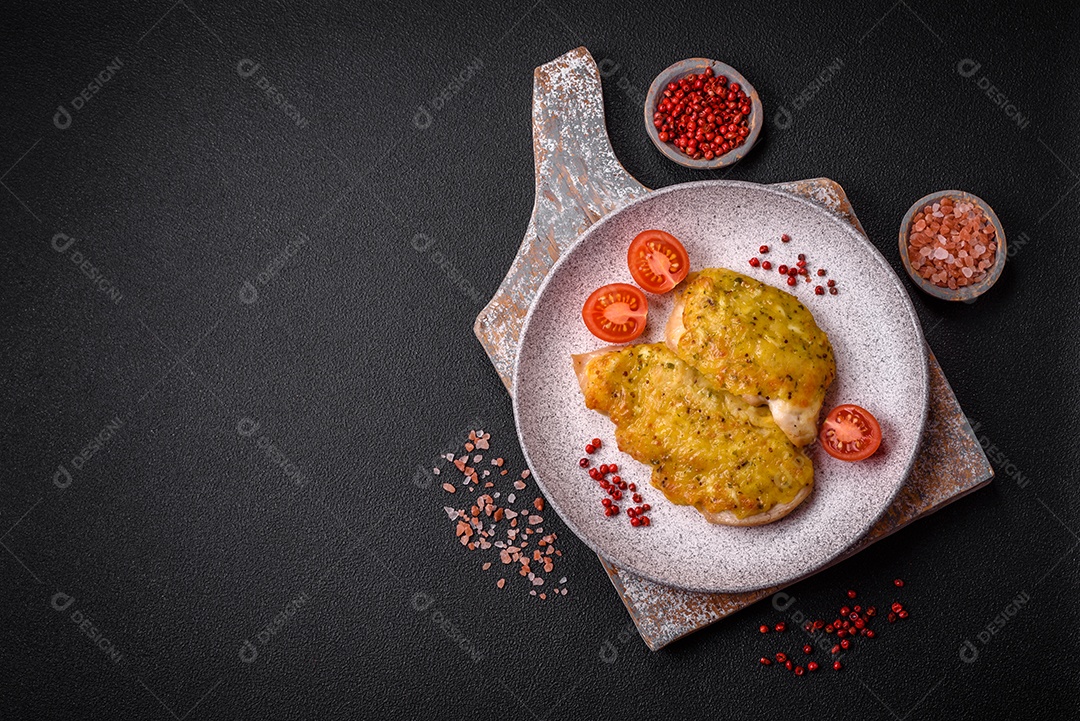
[{"x1": 2, "y1": 1, "x2": 1078, "y2": 718}]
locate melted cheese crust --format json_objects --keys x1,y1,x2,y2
[
  {"x1": 671, "y1": 268, "x2": 836, "y2": 414},
  {"x1": 581, "y1": 344, "x2": 813, "y2": 519}
]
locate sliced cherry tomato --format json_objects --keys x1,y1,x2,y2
[
  {"x1": 627, "y1": 230, "x2": 690, "y2": 294},
  {"x1": 819, "y1": 404, "x2": 882, "y2": 462},
  {"x1": 582, "y1": 283, "x2": 648, "y2": 343}
]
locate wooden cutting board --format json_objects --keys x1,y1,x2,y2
[{"x1": 474, "y1": 46, "x2": 993, "y2": 650}]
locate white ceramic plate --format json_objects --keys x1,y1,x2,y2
[{"x1": 512, "y1": 180, "x2": 929, "y2": 593}]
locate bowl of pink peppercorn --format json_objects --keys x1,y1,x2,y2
[{"x1": 644, "y1": 58, "x2": 763, "y2": 170}]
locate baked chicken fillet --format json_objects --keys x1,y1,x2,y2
[
  {"x1": 573, "y1": 344, "x2": 813, "y2": 526},
  {"x1": 666, "y1": 268, "x2": 836, "y2": 446}
]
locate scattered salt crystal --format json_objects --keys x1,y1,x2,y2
[
  {"x1": 933, "y1": 247, "x2": 948, "y2": 260},
  {"x1": 432, "y1": 428, "x2": 567, "y2": 600}
]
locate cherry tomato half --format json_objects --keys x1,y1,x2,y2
[
  {"x1": 819, "y1": 404, "x2": 882, "y2": 462},
  {"x1": 582, "y1": 283, "x2": 648, "y2": 343},
  {"x1": 627, "y1": 230, "x2": 690, "y2": 294}
]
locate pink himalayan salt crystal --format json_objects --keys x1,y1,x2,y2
[{"x1": 907, "y1": 195, "x2": 998, "y2": 289}]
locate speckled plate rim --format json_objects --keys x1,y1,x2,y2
[
  {"x1": 643, "y1": 58, "x2": 764, "y2": 170},
  {"x1": 511, "y1": 179, "x2": 930, "y2": 593},
  {"x1": 898, "y1": 189, "x2": 1007, "y2": 302}
]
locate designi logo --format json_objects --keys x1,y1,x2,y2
[
  {"x1": 51, "y1": 591, "x2": 76, "y2": 612},
  {"x1": 238, "y1": 639, "x2": 259, "y2": 663},
  {"x1": 239, "y1": 280, "x2": 259, "y2": 305}
]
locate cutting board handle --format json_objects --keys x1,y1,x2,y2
[{"x1": 473, "y1": 47, "x2": 649, "y2": 389}]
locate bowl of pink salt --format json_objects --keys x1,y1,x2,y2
[{"x1": 899, "y1": 190, "x2": 1006, "y2": 302}]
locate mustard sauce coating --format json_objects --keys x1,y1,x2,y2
[
  {"x1": 673, "y1": 268, "x2": 835, "y2": 408},
  {"x1": 582, "y1": 344, "x2": 814, "y2": 518}
]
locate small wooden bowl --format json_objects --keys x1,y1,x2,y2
[
  {"x1": 644, "y1": 58, "x2": 763, "y2": 170},
  {"x1": 898, "y1": 190, "x2": 1006, "y2": 302}
]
